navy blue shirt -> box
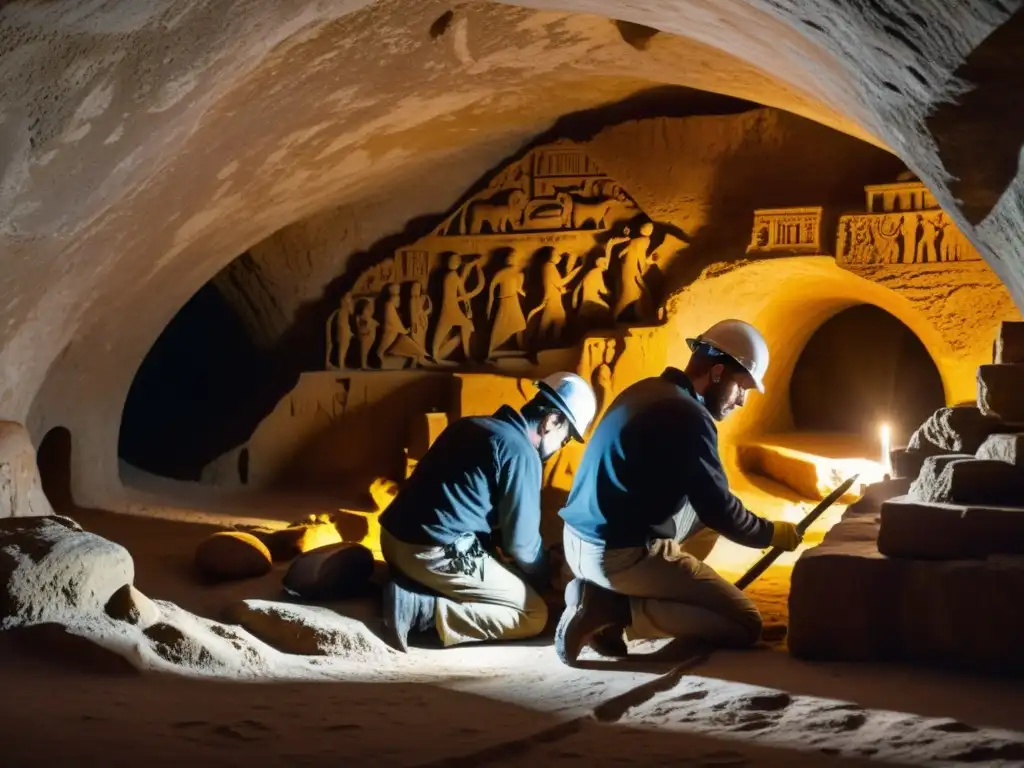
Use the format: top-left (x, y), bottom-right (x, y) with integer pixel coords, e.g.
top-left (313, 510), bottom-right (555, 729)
top-left (379, 406), bottom-right (546, 577)
top-left (559, 367), bottom-right (774, 550)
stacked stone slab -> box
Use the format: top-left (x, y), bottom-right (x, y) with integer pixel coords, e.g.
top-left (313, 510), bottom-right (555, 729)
top-left (789, 321), bottom-right (1024, 675)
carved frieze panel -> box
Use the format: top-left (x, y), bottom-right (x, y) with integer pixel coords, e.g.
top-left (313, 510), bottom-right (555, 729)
top-left (747, 207), bottom-right (823, 254)
top-left (864, 181), bottom-right (938, 214)
top-left (836, 209), bottom-right (982, 266)
top-left (324, 141), bottom-right (682, 374)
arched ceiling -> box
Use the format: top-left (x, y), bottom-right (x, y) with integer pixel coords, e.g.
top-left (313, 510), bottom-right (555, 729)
top-left (0, 0), bottom-right (1021, 507)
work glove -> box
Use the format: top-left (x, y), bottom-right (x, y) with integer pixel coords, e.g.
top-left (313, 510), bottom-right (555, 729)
top-left (770, 521), bottom-right (803, 552)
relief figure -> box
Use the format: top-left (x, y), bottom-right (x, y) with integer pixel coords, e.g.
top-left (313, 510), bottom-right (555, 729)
top-left (324, 292), bottom-right (355, 369)
top-left (572, 252), bottom-right (612, 329)
top-left (612, 222), bottom-right (656, 322)
top-left (432, 254), bottom-right (486, 361)
top-left (355, 299), bottom-right (379, 369)
top-left (486, 251), bottom-right (528, 358)
top-left (461, 189), bottom-right (528, 235)
top-left (527, 251), bottom-right (584, 345)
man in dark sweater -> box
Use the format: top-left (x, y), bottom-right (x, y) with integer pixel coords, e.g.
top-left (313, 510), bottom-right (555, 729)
top-left (555, 319), bottom-right (803, 665)
top-left (379, 372), bottom-right (597, 652)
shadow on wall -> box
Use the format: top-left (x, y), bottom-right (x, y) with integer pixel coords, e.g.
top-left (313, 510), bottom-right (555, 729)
top-left (36, 426), bottom-right (75, 515)
top-left (789, 304), bottom-right (946, 444)
top-left (927, 6), bottom-right (1024, 226)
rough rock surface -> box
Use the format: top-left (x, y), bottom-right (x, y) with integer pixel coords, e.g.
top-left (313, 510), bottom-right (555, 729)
top-left (907, 406), bottom-right (1006, 456)
top-left (223, 599), bottom-right (394, 660)
top-left (282, 542), bottom-right (375, 600)
top-left (907, 453), bottom-right (974, 501)
top-left (105, 583), bottom-right (160, 628)
top-left (0, 515), bottom-right (133, 628)
top-left (0, 422), bottom-right (53, 519)
top-left (978, 363), bottom-right (1024, 422)
top-left (789, 480), bottom-right (1024, 674)
top-left (878, 497), bottom-right (1024, 560)
top-left (194, 530), bottom-right (273, 581)
top-left (994, 320), bottom-right (1024, 364)
top-left (977, 432), bottom-right (1024, 464)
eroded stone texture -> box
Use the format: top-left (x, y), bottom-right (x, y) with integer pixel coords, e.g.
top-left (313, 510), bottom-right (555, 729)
top-left (907, 406), bottom-right (1005, 456)
top-left (789, 480), bottom-right (1024, 674)
top-left (0, 422), bottom-right (54, 519)
top-left (978, 363), bottom-right (1024, 422)
top-left (879, 498), bottom-right (1024, 560)
top-left (977, 432), bottom-right (1024, 464)
top-left (907, 454), bottom-right (974, 501)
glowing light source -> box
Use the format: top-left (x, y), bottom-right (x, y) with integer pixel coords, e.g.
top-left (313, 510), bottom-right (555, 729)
top-left (879, 422), bottom-right (893, 478)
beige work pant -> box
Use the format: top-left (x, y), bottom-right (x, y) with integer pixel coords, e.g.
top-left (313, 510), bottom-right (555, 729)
top-left (380, 529), bottom-right (549, 647)
top-left (562, 524), bottom-right (762, 647)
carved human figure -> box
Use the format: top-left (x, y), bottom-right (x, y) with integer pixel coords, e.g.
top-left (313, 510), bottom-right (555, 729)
top-left (324, 292), bottom-right (355, 369)
top-left (527, 251), bottom-right (583, 345)
top-left (915, 213), bottom-right (940, 263)
top-left (900, 214), bottom-right (918, 264)
top-left (355, 299), bottom-right (379, 369)
top-left (572, 253), bottom-right (612, 329)
top-left (379, 283), bottom-right (430, 367)
top-left (408, 282), bottom-right (433, 351)
top-left (874, 215), bottom-right (902, 263)
top-left (486, 251), bottom-right (528, 358)
top-left (432, 254), bottom-right (486, 361)
top-left (941, 222), bottom-right (963, 262)
top-left (612, 222), bottom-right (656, 322)
top-left (592, 338), bottom-right (618, 424)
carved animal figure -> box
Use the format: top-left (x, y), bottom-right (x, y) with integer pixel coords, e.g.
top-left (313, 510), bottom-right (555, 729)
top-left (560, 194), bottom-right (614, 229)
top-left (462, 189), bottom-right (528, 235)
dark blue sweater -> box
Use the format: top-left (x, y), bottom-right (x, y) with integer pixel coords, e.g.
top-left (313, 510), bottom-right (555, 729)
top-left (559, 368), bottom-right (774, 550)
top-left (379, 405), bottom-right (546, 578)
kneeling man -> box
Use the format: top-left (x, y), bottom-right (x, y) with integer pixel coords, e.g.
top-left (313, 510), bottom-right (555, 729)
top-left (555, 320), bottom-right (804, 665)
top-left (380, 372), bottom-right (597, 651)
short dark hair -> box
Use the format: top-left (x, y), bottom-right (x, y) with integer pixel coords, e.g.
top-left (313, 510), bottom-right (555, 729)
top-left (521, 395), bottom-right (566, 428)
top-left (688, 343), bottom-right (748, 379)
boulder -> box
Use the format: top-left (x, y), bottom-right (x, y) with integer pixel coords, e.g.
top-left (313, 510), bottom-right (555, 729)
top-left (994, 321), bottom-right (1024, 365)
top-left (977, 432), bottom-right (1024, 465)
top-left (907, 453), bottom-right (974, 501)
top-left (282, 542), bottom-right (375, 600)
top-left (907, 406), bottom-right (1005, 456)
top-left (223, 599), bottom-right (394, 660)
top-left (105, 584), bottom-right (160, 628)
top-left (889, 448), bottom-right (928, 481)
top-left (194, 531), bottom-right (273, 581)
top-left (0, 515), bottom-right (134, 629)
top-left (789, 490), bottom-right (1024, 675)
top-left (978, 364), bottom-right (1024, 423)
top-left (878, 498), bottom-right (1024, 559)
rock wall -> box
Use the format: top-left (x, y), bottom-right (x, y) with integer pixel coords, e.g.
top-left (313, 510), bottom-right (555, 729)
top-left (3, 1), bottom-right (1024, 511)
top-left (0, 422), bottom-right (53, 519)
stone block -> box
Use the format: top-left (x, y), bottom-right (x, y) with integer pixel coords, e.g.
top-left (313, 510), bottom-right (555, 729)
top-left (994, 321), bottom-right (1024, 364)
top-left (912, 457), bottom-right (1024, 506)
top-left (907, 453), bottom-right (973, 501)
top-left (978, 364), bottom-right (1024, 422)
top-left (878, 497), bottom-right (1024, 559)
top-left (789, 494), bottom-right (1024, 675)
top-left (977, 432), bottom-right (1024, 465)
top-left (889, 448), bottom-right (927, 481)
top-left (907, 405), bottom-right (1005, 456)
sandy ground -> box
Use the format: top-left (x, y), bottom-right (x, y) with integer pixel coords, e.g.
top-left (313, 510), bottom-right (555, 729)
top-left (3, 497), bottom-right (1024, 767)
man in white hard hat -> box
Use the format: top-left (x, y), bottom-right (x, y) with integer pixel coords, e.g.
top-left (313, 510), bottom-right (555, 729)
top-left (379, 371), bottom-right (597, 651)
top-left (554, 319), bottom-right (804, 665)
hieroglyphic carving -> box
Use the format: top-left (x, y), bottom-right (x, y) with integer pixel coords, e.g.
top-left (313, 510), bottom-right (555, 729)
top-left (864, 181), bottom-right (938, 214)
top-left (747, 207), bottom-right (823, 254)
top-left (324, 141), bottom-right (672, 372)
top-left (836, 210), bottom-right (982, 265)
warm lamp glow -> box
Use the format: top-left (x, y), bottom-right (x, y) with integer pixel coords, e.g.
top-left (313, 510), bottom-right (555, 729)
top-left (879, 422), bottom-right (892, 477)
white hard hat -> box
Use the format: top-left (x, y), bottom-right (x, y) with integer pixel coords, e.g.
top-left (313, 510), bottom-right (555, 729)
top-left (536, 371), bottom-right (598, 442)
top-left (686, 319), bottom-right (769, 393)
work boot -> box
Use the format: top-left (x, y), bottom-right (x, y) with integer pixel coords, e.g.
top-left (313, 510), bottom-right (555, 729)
top-left (555, 578), bottom-right (630, 666)
top-left (589, 625), bottom-right (629, 658)
top-left (382, 572), bottom-right (437, 653)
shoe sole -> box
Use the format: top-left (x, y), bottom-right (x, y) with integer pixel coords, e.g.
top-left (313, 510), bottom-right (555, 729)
top-left (555, 579), bottom-right (588, 666)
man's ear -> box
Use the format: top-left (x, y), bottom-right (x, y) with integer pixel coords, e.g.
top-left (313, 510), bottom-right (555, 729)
top-left (710, 363), bottom-right (726, 384)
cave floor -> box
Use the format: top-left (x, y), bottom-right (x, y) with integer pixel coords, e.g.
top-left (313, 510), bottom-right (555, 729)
top-left (3, 503), bottom-right (1024, 767)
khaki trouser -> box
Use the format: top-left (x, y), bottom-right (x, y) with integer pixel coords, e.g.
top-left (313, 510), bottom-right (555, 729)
top-left (381, 528), bottom-right (548, 647)
top-left (562, 524), bottom-right (762, 647)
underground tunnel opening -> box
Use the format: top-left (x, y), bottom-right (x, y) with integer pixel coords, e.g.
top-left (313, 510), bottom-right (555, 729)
top-left (736, 303), bottom-right (946, 502)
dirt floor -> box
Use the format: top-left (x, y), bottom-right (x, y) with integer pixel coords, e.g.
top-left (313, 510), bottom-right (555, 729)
top-left (3, 498), bottom-right (1024, 767)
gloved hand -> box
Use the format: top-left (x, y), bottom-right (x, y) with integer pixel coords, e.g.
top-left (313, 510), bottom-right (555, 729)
top-left (770, 521), bottom-right (804, 552)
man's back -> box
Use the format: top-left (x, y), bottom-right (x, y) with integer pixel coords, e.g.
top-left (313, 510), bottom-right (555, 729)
top-left (380, 406), bottom-right (540, 550)
top-left (559, 368), bottom-right (772, 550)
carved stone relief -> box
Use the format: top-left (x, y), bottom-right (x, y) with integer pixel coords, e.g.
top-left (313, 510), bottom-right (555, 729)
top-left (836, 210), bottom-right (981, 265)
top-left (746, 207), bottom-right (823, 255)
top-left (325, 141), bottom-right (679, 372)
top-left (864, 181), bottom-right (938, 214)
